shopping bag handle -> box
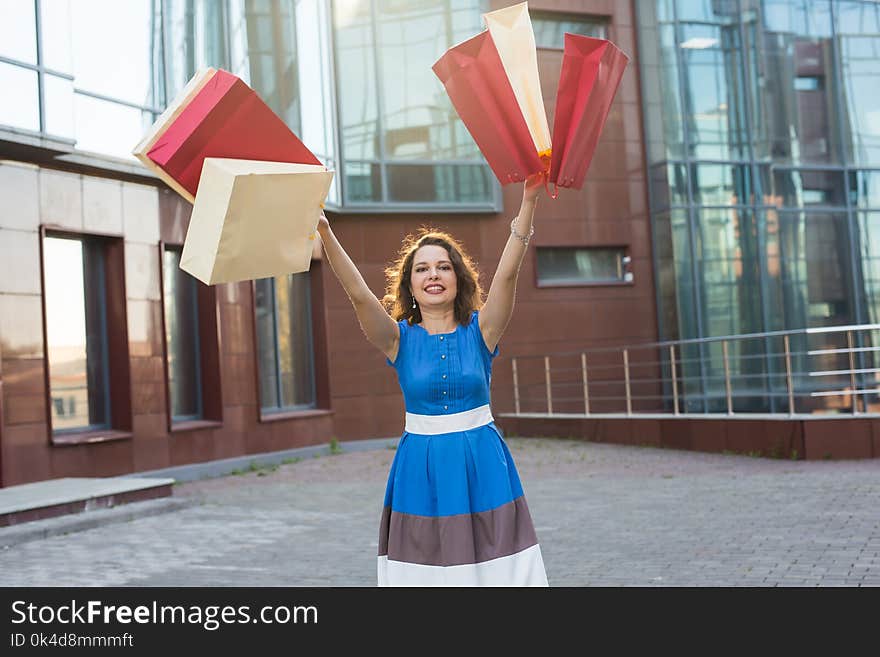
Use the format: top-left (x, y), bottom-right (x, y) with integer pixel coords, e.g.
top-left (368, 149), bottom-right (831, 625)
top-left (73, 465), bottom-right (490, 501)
top-left (537, 149), bottom-right (559, 200)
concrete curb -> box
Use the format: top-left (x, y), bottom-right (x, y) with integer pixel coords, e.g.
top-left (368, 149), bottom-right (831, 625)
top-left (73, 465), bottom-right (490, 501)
top-left (0, 438), bottom-right (400, 547)
top-left (128, 437), bottom-right (400, 483)
top-left (0, 497), bottom-right (198, 549)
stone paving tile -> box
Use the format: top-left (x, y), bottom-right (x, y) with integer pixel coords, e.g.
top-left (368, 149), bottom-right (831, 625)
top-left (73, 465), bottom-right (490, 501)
top-left (0, 438), bottom-right (878, 587)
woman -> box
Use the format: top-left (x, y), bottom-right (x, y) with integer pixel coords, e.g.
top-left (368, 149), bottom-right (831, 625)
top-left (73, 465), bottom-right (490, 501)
top-left (316, 173), bottom-right (548, 586)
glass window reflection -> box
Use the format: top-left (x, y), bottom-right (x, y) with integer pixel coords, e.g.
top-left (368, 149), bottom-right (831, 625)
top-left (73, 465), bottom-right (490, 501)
top-left (43, 236), bottom-right (110, 432)
top-left (766, 211), bottom-right (853, 330)
top-left (255, 273), bottom-right (315, 412)
top-left (345, 161), bottom-right (382, 203)
top-left (295, 0), bottom-right (336, 160)
top-left (857, 211), bottom-right (880, 324)
top-left (850, 171), bottom-right (880, 209)
top-left (694, 207), bottom-right (762, 337)
top-left (762, 0), bottom-right (832, 37)
top-left (240, 0), bottom-right (299, 133)
top-left (670, 208), bottom-right (697, 338)
top-left (44, 75), bottom-right (75, 140)
top-left (0, 0), bottom-right (37, 63)
top-left (531, 13), bottom-right (607, 49)
top-left (649, 163), bottom-right (688, 209)
top-left (334, 0), bottom-right (378, 161)
top-left (837, 31), bottom-right (880, 166)
top-left (0, 63), bottom-right (40, 132)
top-left (690, 164), bottom-right (750, 206)
top-left (70, 0), bottom-right (158, 106)
top-left (275, 272), bottom-right (315, 409)
top-left (763, 169), bottom-right (846, 208)
top-left (163, 248), bottom-right (202, 421)
top-left (377, 3), bottom-right (452, 160)
top-left (679, 22), bottom-right (748, 160)
top-left (835, 0), bottom-right (880, 33)
top-left (536, 247), bottom-right (628, 285)
top-left (255, 277), bottom-right (279, 410)
top-left (756, 2), bottom-right (840, 164)
top-left (333, 0), bottom-right (491, 205)
top-left (675, 0), bottom-right (738, 24)
top-left (387, 164), bottom-right (491, 204)
top-left (74, 94), bottom-right (148, 159)
top-left (40, 0), bottom-right (74, 73)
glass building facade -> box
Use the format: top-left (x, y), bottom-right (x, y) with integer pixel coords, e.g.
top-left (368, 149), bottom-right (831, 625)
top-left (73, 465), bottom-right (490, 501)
top-left (638, 0), bottom-right (880, 412)
top-left (0, 0), bottom-right (496, 210)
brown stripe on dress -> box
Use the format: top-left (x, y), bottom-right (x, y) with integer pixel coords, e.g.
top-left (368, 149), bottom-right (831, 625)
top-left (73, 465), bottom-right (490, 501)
top-left (377, 496), bottom-right (539, 567)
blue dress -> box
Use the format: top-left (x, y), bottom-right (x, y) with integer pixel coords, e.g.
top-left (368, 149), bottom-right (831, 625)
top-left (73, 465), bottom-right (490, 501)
top-left (377, 310), bottom-right (548, 586)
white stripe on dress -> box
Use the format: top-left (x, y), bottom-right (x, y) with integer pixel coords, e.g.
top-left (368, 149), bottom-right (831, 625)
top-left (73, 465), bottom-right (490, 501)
top-left (404, 404), bottom-right (494, 435)
top-left (377, 544), bottom-right (548, 587)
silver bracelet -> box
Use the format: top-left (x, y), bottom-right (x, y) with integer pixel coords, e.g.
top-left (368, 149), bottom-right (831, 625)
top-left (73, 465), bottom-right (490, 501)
top-left (510, 217), bottom-right (534, 246)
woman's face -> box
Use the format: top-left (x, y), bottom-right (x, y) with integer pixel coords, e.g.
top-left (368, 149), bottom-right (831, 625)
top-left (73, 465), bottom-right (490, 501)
top-left (410, 244), bottom-right (458, 311)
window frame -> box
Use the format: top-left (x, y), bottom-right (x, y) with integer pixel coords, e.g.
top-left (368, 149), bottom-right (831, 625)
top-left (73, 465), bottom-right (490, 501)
top-left (39, 225), bottom-right (133, 445)
top-left (157, 240), bottom-right (223, 434)
top-left (533, 244), bottom-right (634, 289)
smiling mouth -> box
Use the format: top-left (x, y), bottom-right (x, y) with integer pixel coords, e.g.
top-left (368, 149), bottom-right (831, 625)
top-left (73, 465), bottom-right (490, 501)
top-left (424, 285), bottom-right (445, 293)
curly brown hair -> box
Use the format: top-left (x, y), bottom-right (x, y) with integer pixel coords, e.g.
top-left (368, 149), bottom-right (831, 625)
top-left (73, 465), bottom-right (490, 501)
top-left (382, 228), bottom-right (484, 326)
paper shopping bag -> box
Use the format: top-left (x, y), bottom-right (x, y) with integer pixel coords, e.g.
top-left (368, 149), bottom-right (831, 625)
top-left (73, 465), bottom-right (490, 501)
top-left (180, 158), bottom-right (333, 285)
top-left (432, 30), bottom-right (543, 185)
top-left (483, 2), bottom-right (551, 157)
top-left (133, 68), bottom-right (217, 202)
top-left (134, 69), bottom-right (320, 203)
top-left (549, 33), bottom-right (629, 190)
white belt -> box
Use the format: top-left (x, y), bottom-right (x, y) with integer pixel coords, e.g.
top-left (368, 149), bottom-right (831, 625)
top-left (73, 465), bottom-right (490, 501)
top-left (404, 404), bottom-right (494, 435)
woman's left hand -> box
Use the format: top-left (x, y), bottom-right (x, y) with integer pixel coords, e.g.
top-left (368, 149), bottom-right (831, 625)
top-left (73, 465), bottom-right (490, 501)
top-left (523, 172), bottom-right (544, 203)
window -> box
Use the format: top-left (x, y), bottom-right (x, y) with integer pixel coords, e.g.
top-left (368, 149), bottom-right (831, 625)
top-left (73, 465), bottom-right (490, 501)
top-left (536, 247), bottom-right (632, 286)
top-left (163, 0), bottom-right (229, 100)
top-left (162, 246), bottom-right (202, 422)
top-left (255, 272), bottom-right (316, 413)
top-left (0, 0), bottom-right (233, 159)
top-left (42, 234), bottom-right (111, 433)
top-left (232, 0), bottom-right (300, 134)
top-left (295, 0), bottom-right (341, 205)
top-left (332, 0), bottom-right (496, 209)
top-left (531, 11), bottom-right (608, 49)
top-left (160, 241), bottom-right (222, 429)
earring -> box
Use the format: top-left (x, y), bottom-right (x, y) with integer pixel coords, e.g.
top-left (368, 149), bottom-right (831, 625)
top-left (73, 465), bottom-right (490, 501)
top-left (412, 297), bottom-right (417, 309)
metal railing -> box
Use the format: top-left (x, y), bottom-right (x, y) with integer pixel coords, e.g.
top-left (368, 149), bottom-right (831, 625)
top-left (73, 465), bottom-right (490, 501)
top-left (504, 324), bottom-right (880, 418)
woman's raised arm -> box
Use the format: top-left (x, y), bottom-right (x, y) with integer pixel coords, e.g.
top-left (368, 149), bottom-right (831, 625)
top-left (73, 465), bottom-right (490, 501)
top-left (478, 173), bottom-right (543, 352)
top-left (316, 213), bottom-right (400, 360)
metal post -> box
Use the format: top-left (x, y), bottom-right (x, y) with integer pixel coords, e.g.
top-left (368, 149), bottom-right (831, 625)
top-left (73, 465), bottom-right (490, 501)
top-left (848, 331), bottom-right (859, 414)
top-left (623, 349), bottom-right (632, 416)
top-left (544, 356), bottom-right (552, 415)
top-left (512, 358), bottom-right (520, 415)
top-left (723, 340), bottom-right (733, 415)
top-left (670, 345), bottom-right (679, 416)
top-left (581, 353), bottom-right (590, 416)
top-left (784, 335), bottom-right (795, 416)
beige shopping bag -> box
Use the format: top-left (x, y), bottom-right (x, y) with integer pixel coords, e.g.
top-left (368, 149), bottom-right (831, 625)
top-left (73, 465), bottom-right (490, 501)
top-left (483, 2), bottom-right (551, 157)
top-left (132, 67), bottom-right (217, 203)
top-left (180, 158), bottom-right (334, 285)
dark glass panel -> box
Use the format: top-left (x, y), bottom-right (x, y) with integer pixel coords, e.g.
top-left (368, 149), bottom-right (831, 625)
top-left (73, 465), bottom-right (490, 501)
top-left (255, 277), bottom-right (279, 410)
top-left (163, 248), bottom-right (202, 420)
top-left (276, 272), bottom-right (315, 409)
top-left (386, 164), bottom-right (492, 204)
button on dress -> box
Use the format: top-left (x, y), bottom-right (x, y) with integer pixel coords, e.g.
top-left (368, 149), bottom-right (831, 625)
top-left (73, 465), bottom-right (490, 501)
top-left (377, 310), bottom-right (548, 586)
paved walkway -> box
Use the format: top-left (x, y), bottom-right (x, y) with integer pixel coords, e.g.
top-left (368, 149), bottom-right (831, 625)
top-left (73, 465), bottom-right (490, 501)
top-left (1, 438), bottom-right (878, 586)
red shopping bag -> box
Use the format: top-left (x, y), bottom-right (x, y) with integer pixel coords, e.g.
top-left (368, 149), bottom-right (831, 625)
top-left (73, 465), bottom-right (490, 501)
top-left (549, 33), bottom-right (630, 190)
top-left (144, 69), bottom-right (320, 202)
top-left (432, 30), bottom-right (544, 186)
